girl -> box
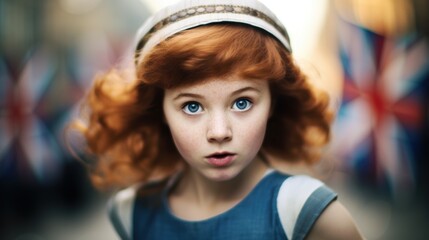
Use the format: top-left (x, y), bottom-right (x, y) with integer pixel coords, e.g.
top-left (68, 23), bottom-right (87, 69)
top-left (73, 0), bottom-right (364, 239)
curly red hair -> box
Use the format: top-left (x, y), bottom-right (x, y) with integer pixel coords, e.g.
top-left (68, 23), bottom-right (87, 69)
top-left (73, 23), bottom-right (332, 190)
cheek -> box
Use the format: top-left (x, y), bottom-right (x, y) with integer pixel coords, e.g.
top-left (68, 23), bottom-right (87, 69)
top-left (168, 121), bottom-right (201, 158)
top-left (163, 103), bottom-right (198, 158)
top-left (237, 115), bottom-right (268, 152)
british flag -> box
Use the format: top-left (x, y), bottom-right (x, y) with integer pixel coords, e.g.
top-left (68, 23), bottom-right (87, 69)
top-left (0, 49), bottom-right (65, 184)
top-left (0, 32), bottom-right (127, 186)
top-left (331, 20), bottom-right (429, 199)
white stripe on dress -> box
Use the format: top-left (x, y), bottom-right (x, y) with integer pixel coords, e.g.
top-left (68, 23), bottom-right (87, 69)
top-left (276, 175), bottom-right (323, 239)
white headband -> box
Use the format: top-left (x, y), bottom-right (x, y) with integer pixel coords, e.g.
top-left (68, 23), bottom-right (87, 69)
top-left (134, 0), bottom-right (291, 66)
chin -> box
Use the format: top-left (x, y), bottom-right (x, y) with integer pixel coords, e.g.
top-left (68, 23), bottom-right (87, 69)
top-left (205, 169), bottom-right (239, 182)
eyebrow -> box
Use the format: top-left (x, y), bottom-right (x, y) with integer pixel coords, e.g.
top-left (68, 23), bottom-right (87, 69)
top-left (232, 86), bottom-right (261, 95)
top-left (173, 92), bottom-right (204, 100)
top-left (172, 86), bottom-right (261, 101)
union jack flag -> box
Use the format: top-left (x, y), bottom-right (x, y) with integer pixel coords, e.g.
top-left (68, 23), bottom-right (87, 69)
top-left (0, 33), bottom-right (126, 185)
top-left (0, 49), bottom-right (63, 184)
top-left (331, 20), bottom-right (429, 199)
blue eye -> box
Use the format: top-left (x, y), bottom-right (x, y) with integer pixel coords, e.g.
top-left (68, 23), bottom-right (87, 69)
top-left (183, 102), bottom-right (203, 114)
top-left (232, 98), bottom-right (252, 111)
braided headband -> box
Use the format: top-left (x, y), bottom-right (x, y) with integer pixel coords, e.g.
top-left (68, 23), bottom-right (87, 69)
top-left (134, 0), bottom-right (291, 66)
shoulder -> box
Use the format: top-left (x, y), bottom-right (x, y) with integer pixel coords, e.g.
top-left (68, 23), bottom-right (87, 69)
top-left (108, 184), bottom-right (140, 240)
top-left (275, 174), bottom-right (364, 240)
top-left (276, 174), bottom-right (337, 214)
top-left (108, 179), bottom-right (168, 239)
top-left (276, 174), bottom-right (338, 240)
top-left (306, 200), bottom-right (365, 240)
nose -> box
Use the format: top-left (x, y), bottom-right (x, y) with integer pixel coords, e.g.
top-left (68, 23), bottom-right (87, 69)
top-left (206, 111), bottom-right (232, 143)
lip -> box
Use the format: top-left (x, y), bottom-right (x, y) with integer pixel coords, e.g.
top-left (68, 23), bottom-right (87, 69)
top-left (205, 152), bottom-right (236, 167)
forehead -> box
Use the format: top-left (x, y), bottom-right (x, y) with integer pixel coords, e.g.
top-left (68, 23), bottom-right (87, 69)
top-left (165, 75), bottom-right (269, 94)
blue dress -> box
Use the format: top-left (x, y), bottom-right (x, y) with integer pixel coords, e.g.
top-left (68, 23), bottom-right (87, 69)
top-left (109, 170), bottom-right (337, 240)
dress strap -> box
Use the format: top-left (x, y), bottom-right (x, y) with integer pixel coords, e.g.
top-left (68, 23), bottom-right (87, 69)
top-left (108, 185), bottom-right (138, 240)
top-left (108, 177), bottom-right (170, 240)
top-left (276, 175), bottom-right (337, 240)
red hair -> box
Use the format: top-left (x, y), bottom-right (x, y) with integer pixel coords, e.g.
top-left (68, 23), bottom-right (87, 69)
top-left (73, 23), bottom-right (332, 190)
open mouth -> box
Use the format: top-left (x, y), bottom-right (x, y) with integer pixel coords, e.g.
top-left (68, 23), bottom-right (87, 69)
top-left (209, 153), bottom-right (233, 158)
top-left (206, 152), bottom-right (236, 167)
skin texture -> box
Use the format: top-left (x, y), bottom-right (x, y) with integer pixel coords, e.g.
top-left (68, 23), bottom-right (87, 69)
top-left (306, 201), bottom-right (365, 240)
top-left (162, 76), bottom-right (271, 220)
top-left (163, 76), bottom-right (271, 183)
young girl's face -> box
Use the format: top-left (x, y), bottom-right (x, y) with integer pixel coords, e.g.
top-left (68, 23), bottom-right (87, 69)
top-left (163, 76), bottom-right (271, 182)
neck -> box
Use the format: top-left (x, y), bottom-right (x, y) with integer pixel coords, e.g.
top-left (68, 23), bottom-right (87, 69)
top-left (173, 157), bottom-right (268, 208)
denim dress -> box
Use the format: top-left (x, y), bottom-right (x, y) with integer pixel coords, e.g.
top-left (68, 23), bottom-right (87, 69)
top-left (109, 170), bottom-right (337, 240)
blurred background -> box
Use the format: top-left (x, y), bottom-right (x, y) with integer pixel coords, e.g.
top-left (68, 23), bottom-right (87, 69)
top-left (0, 0), bottom-right (428, 239)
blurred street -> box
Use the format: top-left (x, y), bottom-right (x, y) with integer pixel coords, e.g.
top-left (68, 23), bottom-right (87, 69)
top-left (1, 0), bottom-right (428, 239)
